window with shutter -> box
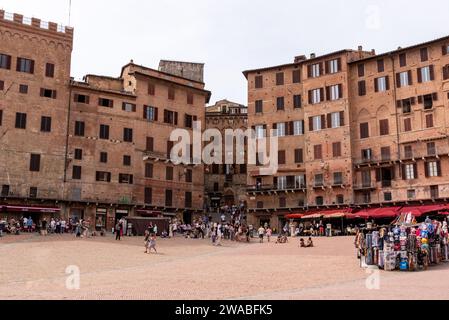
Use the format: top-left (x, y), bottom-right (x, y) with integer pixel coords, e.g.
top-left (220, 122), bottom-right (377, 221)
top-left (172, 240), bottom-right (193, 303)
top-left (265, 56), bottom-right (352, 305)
top-left (15, 113), bottom-right (27, 129)
top-left (146, 137), bottom-right (154, 152)
top-left (358, 64), bottom-right (365, 77)
top-left (379, 119), bottom-right (389, 136)
top-left (165, 190), bottom-right (173, 207)
top-left (358, 80), bottom-right (366, 96)
top-left (276, 97), bottom-right (285, 111)
top-left (314, 145), bottom-right (323, 160)
top-left (40, 116), bottom-right (52, 132)
top-left (144, 188), bottom-right (152, 204)
top-left (333, 142), bottom-right (342, 157)
top-left (255, 100), bottom-right (263, 113)
top-left (381, 147), bottom-right (391, 161)
top-left (148, 83), bottom-right (155, 95)
top-left (74, 121), bottom-right (85, 136)
top-left (278, 151), bottom-right (286, 165)
top-left (443, 45), bottom-right (449, 56)
top-left (404, 118), bottom-right (412, 132)
top-left (99, 124), bottom-right (110, 140)
top-left (292, 69), bottom-right (301, 83)
top-left (255, 75), bottom-right (263, 89)
top-left (17, 57), bottom-right (34, 73)
top-left (377, 59), bottom-right (384, 72)
top-left (293, 95), bottom-right (302, 108)
top-left (420, 48), bottom-right (429, 62)
top-left (45, 63), bottom-right (55, 78)
top-left (295, 149), bottom-right (303, 163)
top-left (360, 123), bottom-right (369, 139)
top-left (72, 166), bottom-right (82, 180)
top-left (399, 53), bottom-right (407, 67)
top-left (187, 92), bottom-right (194, 105)
top-left (276, 72), bottom-right (284, 85)
top-left (0, 54), bottom-right (12, 70)
top-left (443, 65), bottom-right (449, 80)
top-left (168, 87), bottom-right (175, 100)
top-left (426, 114), bottom-right (434, 128)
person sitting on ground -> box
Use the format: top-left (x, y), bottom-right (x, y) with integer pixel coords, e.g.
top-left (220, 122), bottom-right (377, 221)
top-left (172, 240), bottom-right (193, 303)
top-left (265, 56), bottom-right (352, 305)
top-left (300, 238), bottom-right (306, 248)
top-left (306, 237), bottom-right (314, 248)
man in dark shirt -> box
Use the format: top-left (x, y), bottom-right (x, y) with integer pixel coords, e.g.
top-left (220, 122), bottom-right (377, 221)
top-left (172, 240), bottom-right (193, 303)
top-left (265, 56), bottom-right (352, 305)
top-left (41, 219), bottom-right (48, 236)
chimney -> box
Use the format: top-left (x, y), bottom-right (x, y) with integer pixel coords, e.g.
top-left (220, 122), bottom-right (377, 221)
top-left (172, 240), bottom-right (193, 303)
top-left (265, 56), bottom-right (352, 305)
top-left (310, 53), bottom-right (316, 59)
top-left (397, 46), bottom-right (402, 50)
top-left (358, 45), bottom-right (363, 51)
top-left (294, 55), bottom-right (307, 63)
top-left (371, 49), bottom-right (376, 55)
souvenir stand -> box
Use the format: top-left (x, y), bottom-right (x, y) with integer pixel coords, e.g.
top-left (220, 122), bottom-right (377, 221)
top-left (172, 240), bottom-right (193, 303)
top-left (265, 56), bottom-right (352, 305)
top-left (356, 212), bottom-right (449, 271)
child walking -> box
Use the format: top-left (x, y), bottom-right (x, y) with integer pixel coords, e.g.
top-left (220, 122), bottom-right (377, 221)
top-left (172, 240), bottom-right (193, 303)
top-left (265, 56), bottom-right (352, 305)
top-left (147, 234), bottom-right (157, 254)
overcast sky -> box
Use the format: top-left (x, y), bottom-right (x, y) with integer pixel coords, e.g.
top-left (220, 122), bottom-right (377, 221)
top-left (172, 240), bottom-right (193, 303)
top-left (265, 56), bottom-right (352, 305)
top-left (1, 0), bottom-right (449, 105)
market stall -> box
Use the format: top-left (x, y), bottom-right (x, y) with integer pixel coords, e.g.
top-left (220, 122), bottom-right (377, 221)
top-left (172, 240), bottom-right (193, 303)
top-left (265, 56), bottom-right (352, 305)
top-left (355, 212), bottom-right (449, 271)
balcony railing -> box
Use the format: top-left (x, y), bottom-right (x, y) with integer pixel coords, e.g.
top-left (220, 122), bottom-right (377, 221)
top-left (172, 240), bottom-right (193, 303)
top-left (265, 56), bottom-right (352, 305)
top-left (247, 183), bottom-right (306, 193)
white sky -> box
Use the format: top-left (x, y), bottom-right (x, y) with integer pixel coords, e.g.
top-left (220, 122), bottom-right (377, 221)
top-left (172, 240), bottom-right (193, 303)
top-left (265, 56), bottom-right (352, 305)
top-left (1, 0), bottom-right (449, 105)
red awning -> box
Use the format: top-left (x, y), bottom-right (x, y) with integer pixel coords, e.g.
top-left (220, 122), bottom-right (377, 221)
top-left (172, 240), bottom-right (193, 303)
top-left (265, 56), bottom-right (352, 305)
top-left (348, 207), bottom-right (400, 219)
top-left (4, 205), bottom-right (60, 213)
top-left (285, 214), bottom-right (305, 219)
top-left (399, 205), bottom-right (449, 217)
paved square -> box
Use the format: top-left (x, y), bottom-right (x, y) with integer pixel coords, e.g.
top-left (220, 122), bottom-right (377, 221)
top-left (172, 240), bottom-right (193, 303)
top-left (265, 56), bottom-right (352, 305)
top-left (1, 234), bottom-right (448, 300)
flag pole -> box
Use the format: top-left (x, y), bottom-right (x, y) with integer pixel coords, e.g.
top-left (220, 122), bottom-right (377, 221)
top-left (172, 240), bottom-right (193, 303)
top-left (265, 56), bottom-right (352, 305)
top-left (68, 0), bottom-right (72, 26)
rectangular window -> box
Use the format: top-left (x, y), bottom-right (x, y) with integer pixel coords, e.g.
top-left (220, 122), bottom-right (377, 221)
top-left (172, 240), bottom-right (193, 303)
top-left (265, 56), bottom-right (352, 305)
top-left (333, 142), bottom-right (342, 157)
top-left (314, 145), bottom-right (323, 160)
top-left (74, 121), bottom-right (85, 137)
top-left (362, 149), bottom-right (372, 161)
top-left (278, 150), bottom-right (286, 165)
top-left (328, 84), bottom-right (342, 101)
top-left (398, 71), bottom-right (410, 87)
top-left (29, 187), bottom-right (38, 199)
top-left (99, 124), bottom-right (110, 140)
top-left (310, 88), bottom-right (323, 104)
top-left (72, 166), bottom-right (82, 180)
top-left (123, 128), bottom-right (133, 142)
top-left (276, 97), bottom-right (285, 111)
top-left (405, 164), bottom-right (417, 180)
top-left (98, 98), bottom-right (114, 108)
top-left (427, 142), bottom-right (436, 156)
top-left (100, 152), bottom-right (108, 163)
top-left (277, 176), bottom-right (287, 190)
top-left (334, 172), bottom-right (343, 185)
top-left (377, 59), bottom-right (384, 72)
top-left (0, 54), bottom-right (11, 70)
top-left (426, 114), bottom-right (434, 128)
top-left (358, 80), bottom-right (366, 96)
top-left (16, 57), bottom-right (34, 73)
top-left (381, 147), bottom-right (391, 161)
top-left (399, 53), bottom-right (407, 67)
top-left (255, 75), bottom-right (263, 89)
top-left (143, 106), bottom-right (158, 121)
top-left (255, 100), bottom-right (263, 113)
top-left (184, 114), bottom-right (194, 129)
top-left (328, 59), bottom-right (340, 74)
top-left (404, 118), bottom-right (412, 132)
top-left (96, 171), bottom-right (112, 182)
top-left (293, 95), bottom-right (302, 108)
top-left (15, 112), bottom-right (27, 129)
top-left (379, 119), bottom-right (389, 136)
top-left (163, 110), bottom-right (178, 125)
top-left (40, 116), bottom-right (52, 132)
top-left (295, 149), bottom-right (303, 164)
top-left (165, 190), bottom-right (173, 207)
top-left (279, 197), bottom-right (287, 208)
top-left (185, 192), bottom-right (193, 208)
top-left (292, 69), bottom-right (301, 83)
top-left (401, 98), bottom-right (413, 113)
top-left (276, 122), bottom-right (286, 137)
top-left (312, 116), bottom-right (322, 131)
top-left (358, 64), bottom-right (365, 77)
top-left (384, 192), bottom-right (393, 202)
top-left (119, 174), bottom-right (134, 184)
top-left (427, 162), bottom-right (440, 177)
top-left (404, 146), bottom-right (413, 159)
top-left (293, 120), bottom-right (303, 136)
top-left (314, 174), bottom-right (324, 187)
top-left (74, 149), bottom-right (83, 160)
top-left (146, 137), bottom-right (154, 152)
top-left (310, 63), bottom-right (321, 78)
top-left (19, 84), bottom-right (28, 94)
top-left (420, 48), bottom-right (429, 62)
top-left (123, 155), bottom-right (131, 166)
top-left (168, 87), bottom-right (175, 100)
top-left (122, 102), bottom-right (136, 112)
top-left (375, 76), bottom-right (388, 92)
top-left (276, 72), bottom-right (284, 85)
top-left (187, 92), bottom-right (194, 105)
top-left (360, 123), bottom-right (369, 139)
top-left (45, 63), bottom-right (55, 78)
top-left (148, 83), bottom-right (155, 96)
top-left (40, 88), bottom-right (57, 99)
top-left (431, 186), bottom-right (439, 199)
top-left (331, 112), bottom-right (341, 128)
top-left (295, 175), bottom-right (305, 189)
top-left (145, 163), bottom-right (153, 178)
top-left (420, 66), bottom-right (433, 83)
top-left (74, 94), bottom-right (89, 104)
top-left (30, 154), bottom-right (41, 172)
top-left (166, 167), bottom-right (174, 181)
top-left (185, 169), bottom-right (193, 183)
top-left (144, 188), bottom-right (152, 204)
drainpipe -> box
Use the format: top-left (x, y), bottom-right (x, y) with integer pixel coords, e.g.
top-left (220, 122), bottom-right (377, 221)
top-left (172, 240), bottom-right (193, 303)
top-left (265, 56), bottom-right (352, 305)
top-left (63, 82), bottom-right (73, 185)
top-left (390, 54), bottom-right (402, 180)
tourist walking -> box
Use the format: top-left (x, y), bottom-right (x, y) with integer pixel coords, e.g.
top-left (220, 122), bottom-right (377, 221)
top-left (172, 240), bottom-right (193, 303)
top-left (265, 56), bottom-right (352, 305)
top-left (41, 219), bottom-right (48, 236)
top-left (115, 222), bottom-right (122, 241)
top-left (258, 226), bottom-right (265, 243)
top-left (266, 227), bottom-right (272, 243)
top-left (147, 234), bottom-right (157, 254)
top-left (144, 230), bottom-right (151, 253)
